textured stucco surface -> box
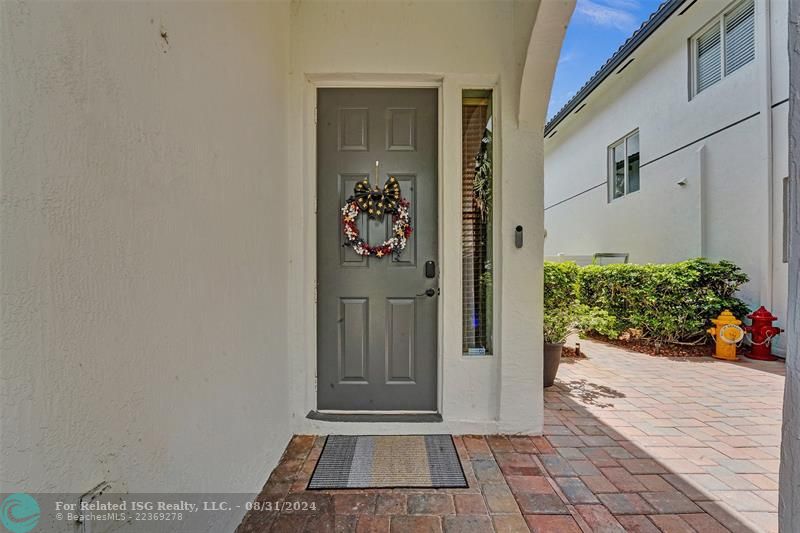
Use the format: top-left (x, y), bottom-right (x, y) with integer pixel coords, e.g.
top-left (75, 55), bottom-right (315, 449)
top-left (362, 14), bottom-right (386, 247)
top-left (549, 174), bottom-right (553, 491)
top-left (780, 0), bottom-right (800, 526)
top-left (1, 1), bottom-right (291, 529)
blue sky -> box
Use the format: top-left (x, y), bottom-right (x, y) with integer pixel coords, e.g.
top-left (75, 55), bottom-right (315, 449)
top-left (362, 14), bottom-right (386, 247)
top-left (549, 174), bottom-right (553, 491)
top-left (548, 0), bottom-right (664, 120)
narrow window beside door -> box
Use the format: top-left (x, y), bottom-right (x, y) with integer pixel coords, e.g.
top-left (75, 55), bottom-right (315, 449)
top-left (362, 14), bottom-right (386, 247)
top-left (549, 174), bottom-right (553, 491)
top-left (462, 90), bottom-right (493, 356)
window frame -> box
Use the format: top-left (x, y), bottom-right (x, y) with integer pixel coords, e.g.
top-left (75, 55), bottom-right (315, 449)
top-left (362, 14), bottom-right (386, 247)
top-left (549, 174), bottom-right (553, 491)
top-left (461, 89), bottom-right (495, 357)
top-left (689, 0), bottom-right (755, 98)
top-left (607, 129), bottom-right (640, 202)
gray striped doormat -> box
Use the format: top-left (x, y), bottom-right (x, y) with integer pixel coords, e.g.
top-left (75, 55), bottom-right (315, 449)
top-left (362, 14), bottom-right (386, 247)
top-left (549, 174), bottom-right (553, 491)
top-left (307, 435), bottom-right (467, 489)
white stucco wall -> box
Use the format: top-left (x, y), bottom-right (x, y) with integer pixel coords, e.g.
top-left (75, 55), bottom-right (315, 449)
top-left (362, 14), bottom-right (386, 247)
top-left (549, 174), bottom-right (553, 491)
top-left (544, 0), bottom-right (789, 352)
top-left (779, 1), bottom-right (799, 524)
top-left (1, 2), bottom-right (291, 530)
top-left (286, 0), bottom-right (574, 434)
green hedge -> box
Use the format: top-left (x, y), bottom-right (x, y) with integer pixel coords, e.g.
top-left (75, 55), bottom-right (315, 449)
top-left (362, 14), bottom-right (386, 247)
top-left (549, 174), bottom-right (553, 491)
top-left (544, 259), bottom-right (750, 343)
top-left (543, 261), bottom-right (579, 311)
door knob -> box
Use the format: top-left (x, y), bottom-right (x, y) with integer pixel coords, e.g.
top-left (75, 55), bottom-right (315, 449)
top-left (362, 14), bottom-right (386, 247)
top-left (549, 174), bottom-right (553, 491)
top-left (416, 288), bottom-right (436, 298)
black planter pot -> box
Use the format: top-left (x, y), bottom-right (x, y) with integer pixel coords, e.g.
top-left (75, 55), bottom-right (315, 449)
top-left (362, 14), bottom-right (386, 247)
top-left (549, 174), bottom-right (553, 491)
top-left (543, 342), bottom-right (563, 388)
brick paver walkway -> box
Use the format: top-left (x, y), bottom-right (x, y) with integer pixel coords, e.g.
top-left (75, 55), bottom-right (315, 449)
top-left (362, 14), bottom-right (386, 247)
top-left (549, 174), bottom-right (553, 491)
top-left (553, 339), bottom-right (784, 532)
top-left (238, 339), bottom-right (784, 532)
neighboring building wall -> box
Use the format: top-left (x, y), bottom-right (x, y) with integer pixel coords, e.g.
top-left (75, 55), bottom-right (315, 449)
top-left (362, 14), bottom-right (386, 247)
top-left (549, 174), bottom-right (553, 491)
top-left (286, 0), bottom-right (573, 434)
top-left (544, 0), bottom-right (789, 352)
top-left (0, 2), bottom-right (291, 530)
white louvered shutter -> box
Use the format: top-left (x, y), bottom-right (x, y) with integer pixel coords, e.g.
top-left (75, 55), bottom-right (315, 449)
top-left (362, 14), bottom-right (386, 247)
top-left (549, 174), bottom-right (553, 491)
top-left (725, 0), bottom-right (755, 75)
top-left (696, 23), bottom-right (722, 93)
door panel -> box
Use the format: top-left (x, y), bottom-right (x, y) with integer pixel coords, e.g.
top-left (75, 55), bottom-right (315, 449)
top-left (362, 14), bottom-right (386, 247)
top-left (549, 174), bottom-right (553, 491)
top-left (317, 88), bottom-right (438, 411)
top-left (386, 298), bottom-right (415, 382)
top-left (339, 298), bottom-right (368, 382)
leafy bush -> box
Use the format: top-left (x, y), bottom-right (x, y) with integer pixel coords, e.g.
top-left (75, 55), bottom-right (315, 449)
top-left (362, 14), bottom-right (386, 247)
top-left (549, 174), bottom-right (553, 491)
top-left (577, 259), bottom-right (749, 343)
top-left (543, 262), bottom-right (613, 343)
top-left (543, 261), bottom-right (580, 311)
top-left (573, 304), bottom-right (620, 339)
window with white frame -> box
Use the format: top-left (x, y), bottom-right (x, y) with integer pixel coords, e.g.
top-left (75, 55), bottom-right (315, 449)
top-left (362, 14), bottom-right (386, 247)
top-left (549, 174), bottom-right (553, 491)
top-left (691, 0), bottom-right (755, 97)
top-left (608, 131), bottom-right (640, 201)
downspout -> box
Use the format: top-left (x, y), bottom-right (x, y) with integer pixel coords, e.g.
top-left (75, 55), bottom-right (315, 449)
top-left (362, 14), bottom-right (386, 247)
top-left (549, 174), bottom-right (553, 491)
top-left (758, 0), bottom-right (775, 309)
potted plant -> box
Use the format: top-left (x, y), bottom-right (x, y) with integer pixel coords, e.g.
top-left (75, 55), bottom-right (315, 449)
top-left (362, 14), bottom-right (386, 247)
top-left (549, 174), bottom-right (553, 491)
top-left (543, 308), bottom-right (572, 387)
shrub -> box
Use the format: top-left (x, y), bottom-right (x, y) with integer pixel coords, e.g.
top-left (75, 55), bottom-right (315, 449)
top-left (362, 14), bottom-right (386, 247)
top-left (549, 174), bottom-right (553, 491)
top-left (543, 262), bottom-right (613, 343)
top-left (543, 261), bottom-right (580, 311)
top-left (577, 258), bottom-right (749, 343)
top-left (574, 304), bottom-right (620, 339)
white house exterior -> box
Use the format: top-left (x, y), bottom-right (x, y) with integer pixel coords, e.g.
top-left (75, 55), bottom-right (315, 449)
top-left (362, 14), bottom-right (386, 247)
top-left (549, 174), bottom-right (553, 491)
top-left (543, 0), bottom-right (789, 354)
top-left (0, 1), bottom-right (574, 530)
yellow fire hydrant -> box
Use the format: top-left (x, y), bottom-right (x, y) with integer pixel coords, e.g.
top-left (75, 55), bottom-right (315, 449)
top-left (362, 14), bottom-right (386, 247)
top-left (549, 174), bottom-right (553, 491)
top-left (707, 310), bottom-right (744, 361)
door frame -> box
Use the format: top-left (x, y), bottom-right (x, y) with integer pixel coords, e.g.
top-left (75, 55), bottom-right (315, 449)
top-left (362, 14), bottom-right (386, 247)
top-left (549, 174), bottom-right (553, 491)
top-left (307, 76), bottom-right (445, 414)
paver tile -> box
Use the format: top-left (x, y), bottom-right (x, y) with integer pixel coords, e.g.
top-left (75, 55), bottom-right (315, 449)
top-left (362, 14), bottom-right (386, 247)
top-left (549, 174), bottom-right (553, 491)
top-left (601, 467), bottom-right (646, 492)
top-left (355, 515), bottom-right (391, 533)
top-left (453, 494), bottom-right (487, 515)
top-left (557, 447), bottom-right (586, 460)
top-left (569, 459), bottom-right (601, 476)
top-left (390, 515), bottom-right (442, 533)
top-left (492, 514), bottom-right (530, 533)
top-left (505, 475), bottom-right (554, 495)
top-left (678, 512), bottom-right (730, 532)
top-left (334, 494), bottom-right (377, 515)
top-left (375, 494), bottom-right (406, 515)
top-left (574, 504), bottom-right (626, 532)
top-left (463, 435), bottom-right (492, 458)
top-left (442, 515), bottom-right (493, 533)
top-left (539, 454), bottom-right (577, 476)
top-left (473, 459), bottom-right (505, 483)
top-left (634, 474), bottom-right (674, 492)
top-left (508, 436), bottom-right (538, 454)
top-left (553, 476), bottom-right (599, 504)
top-left (524, 514), bottom-right (581, 532)
top-left (614, 515), bottom-right (660, 533)
top-left (514, 492), bottom-right (569, 514)
top-left (618, 458), bottom-right (667, 475)
top-left (407, 494), bottom-right (454, 515)
top-left (647, 514), bottom-right (694, 533)
top-left (639, 491), bottom-right (702, 514)
top-left (487, 435), bottom-right (515, 452)
top-left (483, 483), bottom-right (520, 514)
top-left (581, 474), bottom-right (618, 493)
top-left (597, 493), bottom-right (654, 515)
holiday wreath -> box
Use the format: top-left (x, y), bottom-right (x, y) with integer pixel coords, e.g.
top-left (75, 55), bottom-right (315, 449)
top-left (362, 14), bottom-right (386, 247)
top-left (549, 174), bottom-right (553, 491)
top-left (341, 176), bottom-right (412, 258)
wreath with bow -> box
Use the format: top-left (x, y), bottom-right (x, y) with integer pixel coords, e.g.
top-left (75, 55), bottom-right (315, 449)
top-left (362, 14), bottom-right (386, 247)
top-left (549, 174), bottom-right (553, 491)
top-left (341, 176), bottom-right (412, 258)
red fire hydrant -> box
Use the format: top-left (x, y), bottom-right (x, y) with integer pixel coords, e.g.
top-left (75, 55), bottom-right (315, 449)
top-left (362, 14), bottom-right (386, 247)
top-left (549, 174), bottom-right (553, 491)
top-left (745, 306), bottom-right (783, 361)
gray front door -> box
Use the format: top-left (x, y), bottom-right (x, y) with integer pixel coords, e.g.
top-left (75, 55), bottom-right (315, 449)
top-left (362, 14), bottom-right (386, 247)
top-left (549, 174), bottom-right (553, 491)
top-left (317, 88), bottom-right (438, 411)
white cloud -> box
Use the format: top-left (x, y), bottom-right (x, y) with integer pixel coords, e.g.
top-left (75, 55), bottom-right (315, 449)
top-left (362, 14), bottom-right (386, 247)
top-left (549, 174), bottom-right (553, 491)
top-left (558, 50), bottom-right (578, 64)
top-left (575, 0), bottom-right (640, 32)
top-left (604, 0), bottom-right (641, 10)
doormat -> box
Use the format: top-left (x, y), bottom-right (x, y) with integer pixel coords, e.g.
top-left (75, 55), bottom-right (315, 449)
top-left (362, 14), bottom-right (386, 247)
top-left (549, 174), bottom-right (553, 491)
top-left (307, 435), bottom-right (467, 489)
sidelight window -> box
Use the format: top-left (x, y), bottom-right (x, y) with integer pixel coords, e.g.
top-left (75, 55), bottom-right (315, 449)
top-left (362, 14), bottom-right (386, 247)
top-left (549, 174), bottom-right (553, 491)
top-left (462, 90), bottom-right (494, 356)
